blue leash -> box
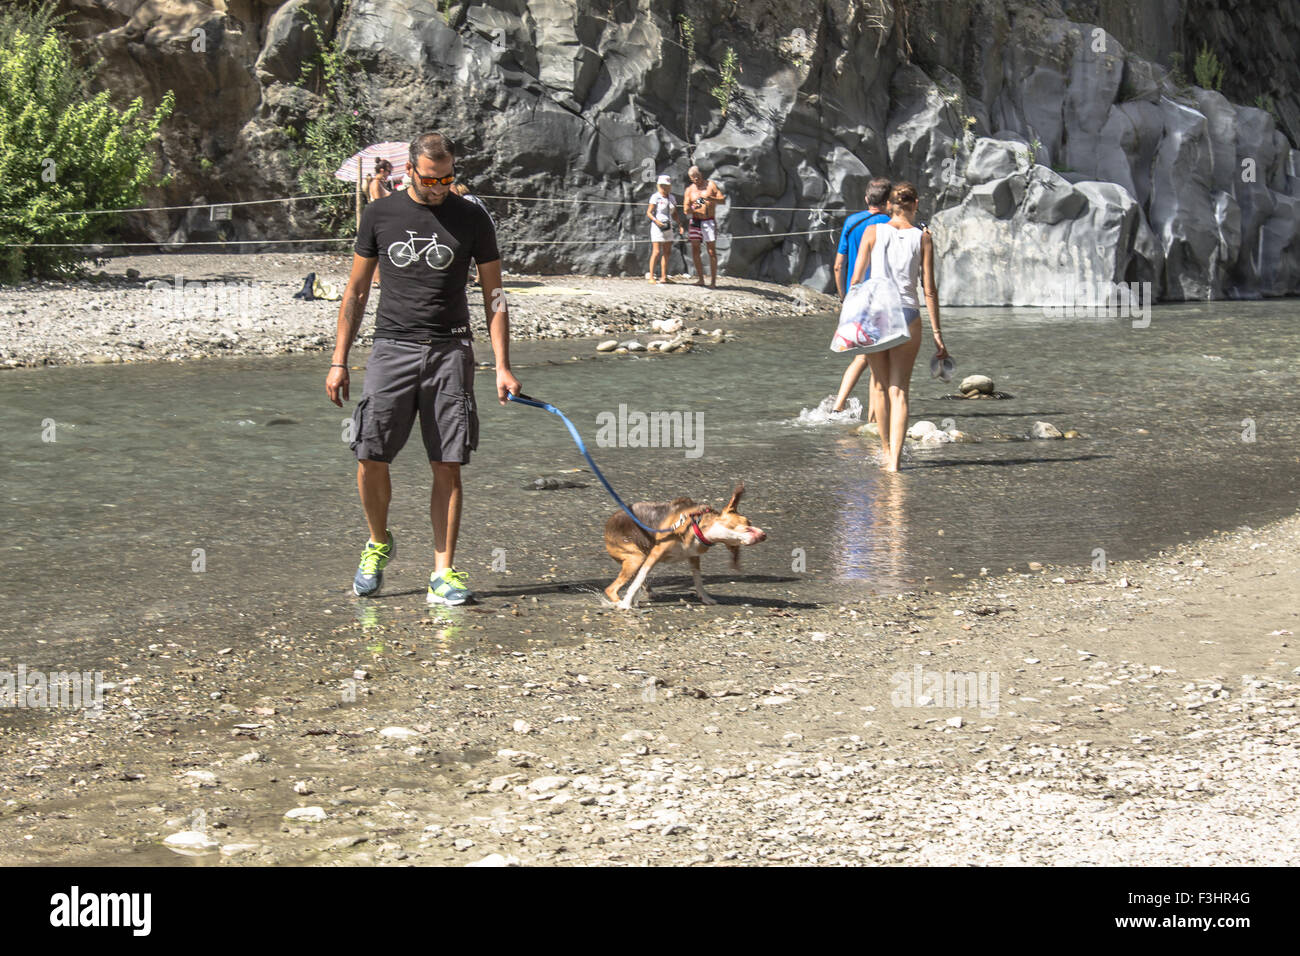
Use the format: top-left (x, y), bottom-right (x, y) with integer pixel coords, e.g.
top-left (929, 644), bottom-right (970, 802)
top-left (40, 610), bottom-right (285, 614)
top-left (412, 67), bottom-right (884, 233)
top-left (506, 391), bottom-right (679, 535)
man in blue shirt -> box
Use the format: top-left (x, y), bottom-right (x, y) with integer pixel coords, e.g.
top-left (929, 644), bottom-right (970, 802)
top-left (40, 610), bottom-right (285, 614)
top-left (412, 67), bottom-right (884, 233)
top-left (834, 177), bottom-right (892, 299)
top-left (832, 178), bottom-right (891, 416)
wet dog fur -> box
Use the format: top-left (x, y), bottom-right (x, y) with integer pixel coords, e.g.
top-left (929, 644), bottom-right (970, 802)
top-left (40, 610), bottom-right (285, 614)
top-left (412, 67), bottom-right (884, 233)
top-left (603, 483), bottom-right (767, 609)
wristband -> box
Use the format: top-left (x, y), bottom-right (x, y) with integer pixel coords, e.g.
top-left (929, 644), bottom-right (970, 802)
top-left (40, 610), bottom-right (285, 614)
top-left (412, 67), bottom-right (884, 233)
top-left (330, 363), bottom-right (348, 368)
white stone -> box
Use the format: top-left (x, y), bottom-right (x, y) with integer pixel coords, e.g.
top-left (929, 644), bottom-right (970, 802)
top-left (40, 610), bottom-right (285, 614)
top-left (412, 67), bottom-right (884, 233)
top-left (163, 831), bottom-right (218, 852)
top-left (1030, 421), bottom-right (1063, 439)
top-left (284, 806), bottom-right (327, 822)
top-left (959, 374), bottom-right (995, 394)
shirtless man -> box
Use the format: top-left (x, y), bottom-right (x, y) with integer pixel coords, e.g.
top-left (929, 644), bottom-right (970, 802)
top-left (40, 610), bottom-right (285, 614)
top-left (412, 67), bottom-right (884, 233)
top-left (683, 166), bottom-right (726, 287)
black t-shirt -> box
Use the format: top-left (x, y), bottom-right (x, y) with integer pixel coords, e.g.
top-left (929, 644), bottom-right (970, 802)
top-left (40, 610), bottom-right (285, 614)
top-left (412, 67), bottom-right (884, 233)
top-left (355, 191), bottom-right (500, 340)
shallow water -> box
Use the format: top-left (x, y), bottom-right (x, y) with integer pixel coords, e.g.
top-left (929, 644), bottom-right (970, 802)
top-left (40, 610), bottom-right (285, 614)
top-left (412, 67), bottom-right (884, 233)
top-left (2, 301), bottom-right (1298, 670)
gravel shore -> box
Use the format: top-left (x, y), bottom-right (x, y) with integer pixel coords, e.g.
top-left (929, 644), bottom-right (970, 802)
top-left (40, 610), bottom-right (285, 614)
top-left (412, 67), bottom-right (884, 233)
top-left (0, 254), bottom-right (836, 369)
top-left (2, 510), bottom-right (1296, 866)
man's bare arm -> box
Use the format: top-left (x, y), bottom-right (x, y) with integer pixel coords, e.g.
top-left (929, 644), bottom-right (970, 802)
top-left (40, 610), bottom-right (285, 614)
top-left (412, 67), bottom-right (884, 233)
top-left (477, 259), bottom-right (521, 403)
top-left (326, 254), bottom-right (378, 406)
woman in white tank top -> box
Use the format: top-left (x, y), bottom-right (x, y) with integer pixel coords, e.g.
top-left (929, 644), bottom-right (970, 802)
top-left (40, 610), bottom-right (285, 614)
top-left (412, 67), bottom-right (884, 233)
top-left (847, 182), bottom-right (949, 473)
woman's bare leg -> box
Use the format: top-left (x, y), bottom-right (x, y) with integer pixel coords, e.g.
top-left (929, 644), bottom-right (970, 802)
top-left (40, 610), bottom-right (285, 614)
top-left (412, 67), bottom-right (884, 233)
top-left (648, 245), bottom-right (660, 282)
top-left (832, 354), bottom-right (868, 412)
top-left (866, 350), bottom-right (892, 461)
top-left (885, 319), bottom-right (924, 471)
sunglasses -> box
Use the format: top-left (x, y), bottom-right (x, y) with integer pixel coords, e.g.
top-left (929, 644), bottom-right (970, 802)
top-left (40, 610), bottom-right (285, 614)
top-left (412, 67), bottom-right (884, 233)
top-left (411, 169), bottom-right (456, 186)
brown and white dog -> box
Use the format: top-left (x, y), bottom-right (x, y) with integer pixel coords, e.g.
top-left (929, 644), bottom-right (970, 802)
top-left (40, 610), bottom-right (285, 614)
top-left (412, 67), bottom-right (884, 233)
top-left (604, 483), bottom-right (767, 609)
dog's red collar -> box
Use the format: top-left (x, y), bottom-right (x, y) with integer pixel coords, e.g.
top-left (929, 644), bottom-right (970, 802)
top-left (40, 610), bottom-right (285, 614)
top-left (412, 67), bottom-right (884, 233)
top-left (690, 516), bottom-right (712, 545)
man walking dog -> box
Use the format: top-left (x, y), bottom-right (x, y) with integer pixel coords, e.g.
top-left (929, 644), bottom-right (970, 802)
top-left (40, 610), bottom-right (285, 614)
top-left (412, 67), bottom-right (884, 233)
top-left (326, 132), bottom-right (521, 605)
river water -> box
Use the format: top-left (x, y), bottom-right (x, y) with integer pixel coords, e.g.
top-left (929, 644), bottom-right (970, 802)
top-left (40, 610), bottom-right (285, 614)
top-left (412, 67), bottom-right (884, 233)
top-left (2, 302), bottom-right (1298, 671)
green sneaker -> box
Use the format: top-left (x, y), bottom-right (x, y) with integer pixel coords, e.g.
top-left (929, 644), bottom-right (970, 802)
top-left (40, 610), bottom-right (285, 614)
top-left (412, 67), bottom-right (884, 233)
top-left (353, 531), bottom-right (395, 597)
top-left (427, 567), bottom-right (474, 606)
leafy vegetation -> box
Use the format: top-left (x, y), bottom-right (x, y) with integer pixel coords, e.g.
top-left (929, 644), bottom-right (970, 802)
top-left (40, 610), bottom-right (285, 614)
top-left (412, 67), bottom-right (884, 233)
top-left (293, 1), bottom-right (368, 237)
top-left (0, 4), bottom-right (173, 281)
top-left (712, 47), bottom-right (741, 117)
top-left (1193, 44), bottom-right (1225, 91)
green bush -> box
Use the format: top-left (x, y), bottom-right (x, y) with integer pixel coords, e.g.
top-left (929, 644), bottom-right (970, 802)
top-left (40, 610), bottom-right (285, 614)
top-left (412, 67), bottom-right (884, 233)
top-left (292, 2), bottom-right (367, 238)
top-left (1193, 44), bottom-right (1225, 91)
top-left (0, 4), bottom-right (173, 281)
top-left (712, 48), bottom-right (741, 117)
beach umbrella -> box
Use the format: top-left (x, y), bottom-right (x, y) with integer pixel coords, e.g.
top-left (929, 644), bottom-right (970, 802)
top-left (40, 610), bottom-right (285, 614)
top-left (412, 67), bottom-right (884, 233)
top-left (334, 142), bottom-right (411, 184)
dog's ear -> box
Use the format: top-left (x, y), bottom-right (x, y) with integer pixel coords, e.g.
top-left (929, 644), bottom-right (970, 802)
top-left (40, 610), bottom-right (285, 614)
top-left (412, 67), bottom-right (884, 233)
top-left (727, 544), bottom-right (741, 568)
top-left (722, 482), bottom-right (745, 513)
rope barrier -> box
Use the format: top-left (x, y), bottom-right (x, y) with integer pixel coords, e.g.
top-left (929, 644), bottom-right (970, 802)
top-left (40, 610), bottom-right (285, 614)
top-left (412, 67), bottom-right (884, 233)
top-left (2, 227), bottom-right (836, 250)
top-left (39, 188), bottom-right (849, 220)
top-left (47, 191), bottom-right (354, 217)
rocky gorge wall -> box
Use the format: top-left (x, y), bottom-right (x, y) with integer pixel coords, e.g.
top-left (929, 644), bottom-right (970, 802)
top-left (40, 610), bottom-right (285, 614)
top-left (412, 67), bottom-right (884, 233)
top-left (53, 0), bottom-right (1300, 303)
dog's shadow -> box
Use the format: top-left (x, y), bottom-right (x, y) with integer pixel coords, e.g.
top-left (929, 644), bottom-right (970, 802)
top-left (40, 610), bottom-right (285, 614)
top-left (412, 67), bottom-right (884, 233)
top-left (480, 573), bottom-right (815, 608)
top-left (350, 574), bottom-right (816, 609)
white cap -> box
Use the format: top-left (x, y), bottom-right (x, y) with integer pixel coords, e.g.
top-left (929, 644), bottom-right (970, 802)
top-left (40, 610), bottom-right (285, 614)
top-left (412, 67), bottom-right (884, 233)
top-left (656, 174), bottom-right (671, 185)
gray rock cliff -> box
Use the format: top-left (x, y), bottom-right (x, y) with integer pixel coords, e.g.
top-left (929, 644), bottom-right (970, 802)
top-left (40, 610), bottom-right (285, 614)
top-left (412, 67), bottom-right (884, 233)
top-left (52, 0), bottom-right (1300, 303)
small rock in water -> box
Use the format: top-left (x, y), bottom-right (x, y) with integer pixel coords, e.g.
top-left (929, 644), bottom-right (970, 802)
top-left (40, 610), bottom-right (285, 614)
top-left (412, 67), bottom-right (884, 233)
top-left (621, 340), bottom-right (646, 352)
top-left (163, 831), bottom-right (219, 853)
top-left (284, 807), bottom-right (327, 822)
top-left (651, 317), bottom-right (683, 334)
top-left (1063, 429), bottom-right (1080, 439)
top-left (1030, 421), bottom-right (1063, 439)
top-left (596, 339), bottom-right (618, 352)
top-left (1028, 561), bottom-right (1044, 571)
top-left (907, 420), bottom-right (941, 440)
top-left (947, 429), bottom-right (976, 443)
top-left (959, 374), bottom-right (995, 394)
top-left (857, 422), bottom-right (881, 438)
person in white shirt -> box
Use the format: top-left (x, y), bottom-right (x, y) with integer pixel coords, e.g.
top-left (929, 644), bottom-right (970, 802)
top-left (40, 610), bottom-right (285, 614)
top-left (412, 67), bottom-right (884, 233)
top-left (849, 181), bottom-right (949, 473)
top-left (646, 174), bottom-right (685, 283)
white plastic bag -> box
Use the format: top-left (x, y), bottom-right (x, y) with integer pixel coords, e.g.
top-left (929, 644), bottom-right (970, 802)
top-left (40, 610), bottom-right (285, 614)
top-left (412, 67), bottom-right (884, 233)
top-left (830, 277), bottom-right (912, 354)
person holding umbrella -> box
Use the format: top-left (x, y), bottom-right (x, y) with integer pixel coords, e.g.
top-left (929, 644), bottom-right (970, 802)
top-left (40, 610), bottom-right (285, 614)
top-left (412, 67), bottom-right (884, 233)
top-left (326, 132), bottom-right (521, 606)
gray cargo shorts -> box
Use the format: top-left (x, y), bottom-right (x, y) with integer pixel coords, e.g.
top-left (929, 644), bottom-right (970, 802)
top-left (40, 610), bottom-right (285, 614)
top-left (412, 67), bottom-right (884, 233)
top-left (349, 337), bottom-right (480, 464)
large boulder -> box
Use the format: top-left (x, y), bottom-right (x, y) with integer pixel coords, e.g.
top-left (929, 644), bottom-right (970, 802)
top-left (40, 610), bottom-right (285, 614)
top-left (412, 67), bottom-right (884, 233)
top-left (931, 167), bottom-right (1163, 306)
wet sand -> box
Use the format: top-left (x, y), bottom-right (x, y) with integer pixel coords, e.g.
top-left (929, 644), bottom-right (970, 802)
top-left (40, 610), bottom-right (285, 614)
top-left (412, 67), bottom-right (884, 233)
top-left (2, 512), bottom-right (1296, 866)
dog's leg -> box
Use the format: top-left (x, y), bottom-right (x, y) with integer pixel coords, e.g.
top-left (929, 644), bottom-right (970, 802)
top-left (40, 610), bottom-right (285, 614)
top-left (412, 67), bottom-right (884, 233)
top-left (619, 542), bottom-right (673, 610)
top-left (605, 557), bottom-right (640, 604)
top-left (690, 556), bottom-right (717, 605)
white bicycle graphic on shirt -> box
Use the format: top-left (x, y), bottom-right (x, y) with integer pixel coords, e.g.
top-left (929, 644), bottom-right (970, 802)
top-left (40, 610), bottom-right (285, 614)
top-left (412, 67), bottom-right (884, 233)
top-left (387, 231), bottom-right (454, 270)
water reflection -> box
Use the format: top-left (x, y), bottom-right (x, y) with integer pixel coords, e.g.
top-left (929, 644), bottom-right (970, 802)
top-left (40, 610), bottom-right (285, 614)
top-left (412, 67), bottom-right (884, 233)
top-left (832, 435), bottom-right (909, 586)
